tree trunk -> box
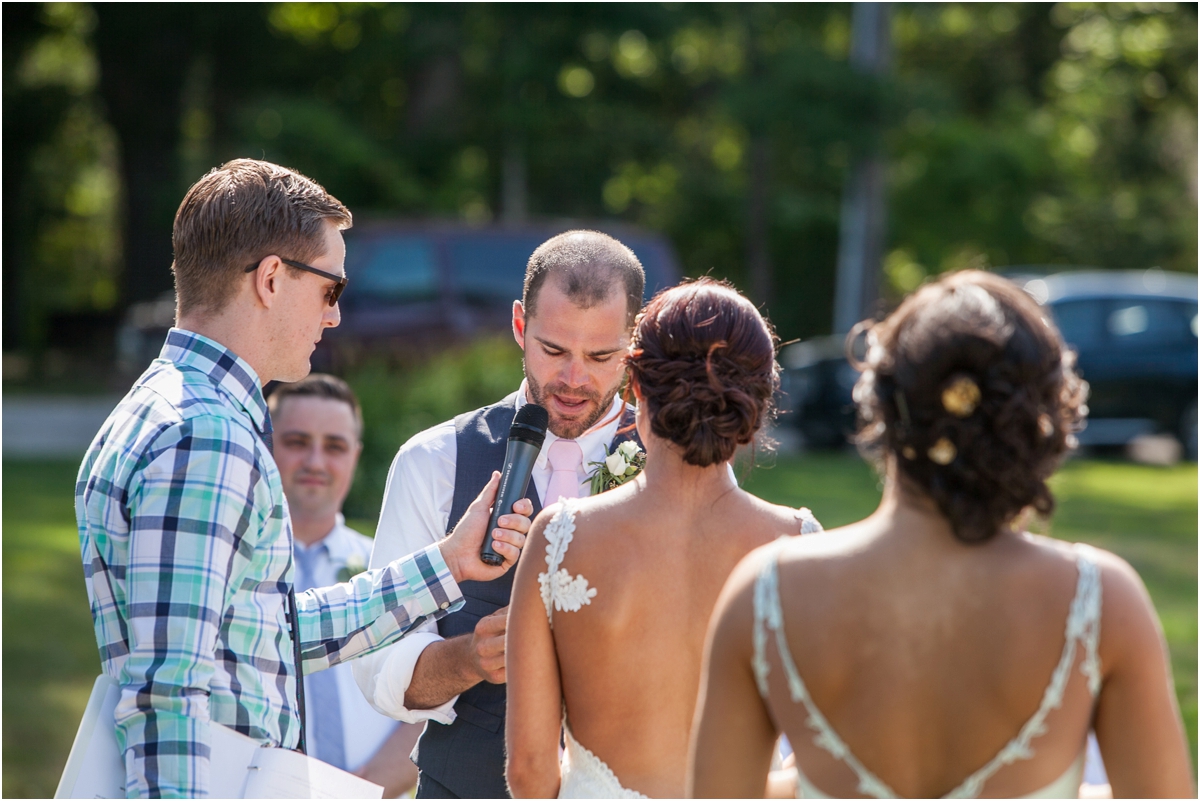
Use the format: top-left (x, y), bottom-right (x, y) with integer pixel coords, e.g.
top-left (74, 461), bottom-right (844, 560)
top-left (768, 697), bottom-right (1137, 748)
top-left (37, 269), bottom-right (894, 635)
top-left (93, 5), bottom-right (199, 308)
top-left (746, 134), bottom-right (773, 306)
top-left (833, 2), bottom-right (891, 333)
top-left (502, 139), bottom-right (528, 224)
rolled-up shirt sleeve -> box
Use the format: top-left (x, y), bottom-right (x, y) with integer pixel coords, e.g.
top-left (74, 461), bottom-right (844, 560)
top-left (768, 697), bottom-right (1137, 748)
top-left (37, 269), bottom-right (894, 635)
top-left (116, 415), bottom-right (265, 798)
top-left (353, 422), bottom-right (462, 723)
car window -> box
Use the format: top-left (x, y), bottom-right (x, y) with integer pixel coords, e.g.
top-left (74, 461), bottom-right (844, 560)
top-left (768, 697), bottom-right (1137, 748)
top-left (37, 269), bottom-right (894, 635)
top-left (348, 237), bottom-right (438, 302)
top-left (451, 237), bottom-right (537, 302)
top-left (1107, 300), bottom-right (1193, 348)
top-left (1050, 300), bottom-right (1106, 350)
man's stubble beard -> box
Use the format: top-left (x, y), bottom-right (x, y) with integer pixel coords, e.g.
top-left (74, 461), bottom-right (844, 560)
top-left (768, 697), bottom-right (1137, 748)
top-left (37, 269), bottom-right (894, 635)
top-left (524, 360), bottom-right (623, 440)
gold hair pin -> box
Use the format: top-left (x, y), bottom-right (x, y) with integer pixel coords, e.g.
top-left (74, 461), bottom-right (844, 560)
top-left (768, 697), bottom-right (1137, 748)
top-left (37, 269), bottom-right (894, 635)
top-left (1038, 413), bottom-right (1054, 438)
top-left (928, 437), bottom-right (957, 465)
top-left (942, 376), bottom-right (981, 418)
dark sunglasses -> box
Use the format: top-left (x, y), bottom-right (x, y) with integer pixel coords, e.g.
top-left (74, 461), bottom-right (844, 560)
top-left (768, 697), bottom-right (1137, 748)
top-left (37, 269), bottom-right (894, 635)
top-left (244, 257), bottom-right (347, 307)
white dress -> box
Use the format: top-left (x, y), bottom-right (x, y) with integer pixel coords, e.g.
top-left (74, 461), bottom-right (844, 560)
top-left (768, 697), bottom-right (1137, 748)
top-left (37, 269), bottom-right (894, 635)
top-left (541, 499), bottom-right (824, 799)
top-left (751, 539), bottom-right (1103, 798)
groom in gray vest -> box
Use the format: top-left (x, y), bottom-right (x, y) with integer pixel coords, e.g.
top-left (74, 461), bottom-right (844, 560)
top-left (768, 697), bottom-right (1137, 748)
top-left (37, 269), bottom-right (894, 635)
top-left (354, 230), bottom-right (646, 798)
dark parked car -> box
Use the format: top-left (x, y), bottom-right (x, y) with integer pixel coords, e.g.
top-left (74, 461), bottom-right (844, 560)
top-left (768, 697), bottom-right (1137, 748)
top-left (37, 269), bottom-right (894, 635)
top-left (1026, 270), bottom-right (1197, 456)
top-left (320, 220), bottom-right (681, 361)
top-left (779, 269), bottom-right (1199, 458)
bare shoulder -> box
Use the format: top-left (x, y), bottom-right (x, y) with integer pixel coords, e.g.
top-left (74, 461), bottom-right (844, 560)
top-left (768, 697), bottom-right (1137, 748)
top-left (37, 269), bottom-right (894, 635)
top-left (737, 492), bottom-right (823, 542)
top-left (1083, 543), bottom-right (1164, 662)
top-left (1021, 533), bottom-right (1148, 600)
top-left (709, 539), bottom-right (779, 644)
top-left (1022, 533), bottom-right (1162, 668)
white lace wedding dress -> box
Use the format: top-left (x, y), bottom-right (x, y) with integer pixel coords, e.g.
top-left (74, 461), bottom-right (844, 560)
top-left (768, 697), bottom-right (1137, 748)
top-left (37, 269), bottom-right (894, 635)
top-left (541, 499), bottom-right (824, 799)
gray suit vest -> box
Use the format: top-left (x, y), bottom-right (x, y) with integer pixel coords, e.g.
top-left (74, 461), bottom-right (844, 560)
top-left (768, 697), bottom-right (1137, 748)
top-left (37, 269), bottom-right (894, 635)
top-left (413, 392), bottom-right (639, 798)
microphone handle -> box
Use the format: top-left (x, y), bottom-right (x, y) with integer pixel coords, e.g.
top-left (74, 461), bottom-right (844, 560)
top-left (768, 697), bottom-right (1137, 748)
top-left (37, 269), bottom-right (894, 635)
top-left (480, 438), bottom-right (541, 566)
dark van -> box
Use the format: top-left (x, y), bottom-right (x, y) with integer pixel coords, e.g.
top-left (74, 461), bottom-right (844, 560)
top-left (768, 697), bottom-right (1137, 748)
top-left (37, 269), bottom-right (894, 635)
top-left (321, 221), bottom-right (681, 360)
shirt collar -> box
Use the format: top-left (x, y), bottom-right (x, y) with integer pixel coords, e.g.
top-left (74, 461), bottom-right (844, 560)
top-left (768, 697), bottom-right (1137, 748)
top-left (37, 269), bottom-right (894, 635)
top-left (162, 328), bottom-right (269, 435)
top-left (518, 379), bottom-right (630, 470)
top-left (293, 515), bottom-right (351, 559)
top-left (321, 514), bottom-right (357, 562)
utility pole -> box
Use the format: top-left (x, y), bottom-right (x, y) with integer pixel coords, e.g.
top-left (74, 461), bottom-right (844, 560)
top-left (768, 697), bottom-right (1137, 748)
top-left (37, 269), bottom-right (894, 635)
top-left (502, 139), bottom-right (528, 224)
top-left (832, 2), bottom-right (891, 333)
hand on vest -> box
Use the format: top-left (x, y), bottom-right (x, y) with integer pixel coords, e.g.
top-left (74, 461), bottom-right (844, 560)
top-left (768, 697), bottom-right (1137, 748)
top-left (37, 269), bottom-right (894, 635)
top-left (439, 471), bottom-right (533, 584)
top-left (469, 605), bottom-right (508, 684)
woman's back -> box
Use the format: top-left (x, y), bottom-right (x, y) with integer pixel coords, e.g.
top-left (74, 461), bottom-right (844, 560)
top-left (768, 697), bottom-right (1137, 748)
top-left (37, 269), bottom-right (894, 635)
top-left (757, 520), bottom-right (1101, 797)
top-left (550, 481), bottom-right (805, 796)
top-left (507, 277), bottom-right (808, 798)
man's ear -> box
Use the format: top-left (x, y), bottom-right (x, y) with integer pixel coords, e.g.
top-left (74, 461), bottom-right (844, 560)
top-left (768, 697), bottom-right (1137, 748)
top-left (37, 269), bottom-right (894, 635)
top-left (251, 255), bottom-right (284, 310)
top-left (512, 300), bottom-right (527, 350)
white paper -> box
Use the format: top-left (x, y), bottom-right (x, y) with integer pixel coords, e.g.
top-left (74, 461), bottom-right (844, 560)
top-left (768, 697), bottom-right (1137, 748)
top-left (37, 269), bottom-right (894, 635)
top-left (246, 748), bottom-right (383, 799)
top-left (57, 674), bottom-right (382, 799)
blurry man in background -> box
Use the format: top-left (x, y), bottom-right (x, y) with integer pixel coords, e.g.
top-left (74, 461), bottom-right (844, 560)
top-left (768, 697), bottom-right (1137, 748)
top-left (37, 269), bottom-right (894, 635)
top-left (270, 374), bottom-right (421, 797)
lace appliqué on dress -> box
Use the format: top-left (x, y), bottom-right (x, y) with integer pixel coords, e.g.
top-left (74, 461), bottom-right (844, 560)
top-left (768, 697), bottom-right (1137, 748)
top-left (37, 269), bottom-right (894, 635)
top-left (560, 717), bottom-right (649, 799)
top-left (539, 498), bottom-right (597, 622)
top-left (797, 507), bottom-right (824, 535)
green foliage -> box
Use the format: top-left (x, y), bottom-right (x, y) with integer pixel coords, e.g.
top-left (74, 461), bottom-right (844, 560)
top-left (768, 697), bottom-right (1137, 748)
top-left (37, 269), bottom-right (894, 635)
top-left (884, 2), bottom-right (1198, 294)
top-left (5, 2), bottom-right (122, 352)
top-left (341, 336), bottom-right (525, 521)
top-left (3, 2), bottom-right (1196, 355)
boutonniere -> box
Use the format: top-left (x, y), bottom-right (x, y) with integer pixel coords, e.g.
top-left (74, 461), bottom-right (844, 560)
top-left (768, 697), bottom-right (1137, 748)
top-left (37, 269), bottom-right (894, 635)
top-left (336, 554), bottom-right (368, 583)
top-left (587, 440), bottom-right (646, 495)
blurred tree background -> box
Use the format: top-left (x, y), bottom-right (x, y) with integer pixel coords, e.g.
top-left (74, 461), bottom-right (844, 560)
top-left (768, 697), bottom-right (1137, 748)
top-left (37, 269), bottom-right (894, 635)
top-left (4, 1), bottom-right (1196, 371)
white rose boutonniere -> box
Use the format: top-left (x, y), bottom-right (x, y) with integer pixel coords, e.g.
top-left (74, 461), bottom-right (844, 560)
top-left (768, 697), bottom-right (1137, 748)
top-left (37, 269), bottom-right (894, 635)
top-left (336, 553), bottom-right (368, 583)
top-left (587, 441), bottom-right (646, 495)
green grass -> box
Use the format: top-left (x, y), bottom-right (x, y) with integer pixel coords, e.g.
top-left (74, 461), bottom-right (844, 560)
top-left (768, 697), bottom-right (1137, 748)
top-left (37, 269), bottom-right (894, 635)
top-left (4, 454), bottom-right (1195, 796)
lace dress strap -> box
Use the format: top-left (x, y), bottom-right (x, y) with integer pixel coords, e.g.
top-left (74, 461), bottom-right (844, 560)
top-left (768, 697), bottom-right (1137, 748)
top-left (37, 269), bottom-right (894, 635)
top-left (538, 499), bottom-right (597, 625)
top-left (752, 541), bottom-right (899, 798)
top-left (796, 507), bottom-right (824, 535)
top-left (945, 543), bottom-right (1104, 798)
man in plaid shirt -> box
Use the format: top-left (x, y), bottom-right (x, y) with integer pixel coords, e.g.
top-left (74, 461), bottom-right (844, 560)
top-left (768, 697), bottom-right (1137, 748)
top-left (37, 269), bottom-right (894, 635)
top-left (75, 160), bottom-right (531, 798)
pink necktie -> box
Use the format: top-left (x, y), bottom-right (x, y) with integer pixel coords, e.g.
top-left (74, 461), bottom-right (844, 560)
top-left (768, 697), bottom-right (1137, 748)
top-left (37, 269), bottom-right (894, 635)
top-left (545, 439), bottom-right (585, 503)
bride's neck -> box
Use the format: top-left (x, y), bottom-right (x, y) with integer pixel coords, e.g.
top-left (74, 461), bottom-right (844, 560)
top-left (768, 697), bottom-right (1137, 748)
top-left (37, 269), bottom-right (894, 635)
top-left (639, 438), bottom-right (737, 502)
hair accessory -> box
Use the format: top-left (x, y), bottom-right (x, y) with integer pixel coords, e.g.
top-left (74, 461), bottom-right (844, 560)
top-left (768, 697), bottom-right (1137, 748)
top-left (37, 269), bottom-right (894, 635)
top-left (942, 376), bottom-right (981, 418)
top-left (1038, 413), bottom-right (1054, 438)
top-left (928, 437), bottom-right (957, 465)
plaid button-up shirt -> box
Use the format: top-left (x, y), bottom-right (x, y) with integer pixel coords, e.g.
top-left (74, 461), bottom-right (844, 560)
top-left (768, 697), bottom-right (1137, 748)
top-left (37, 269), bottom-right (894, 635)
top-left (77, 329), bottom-right (463, 798)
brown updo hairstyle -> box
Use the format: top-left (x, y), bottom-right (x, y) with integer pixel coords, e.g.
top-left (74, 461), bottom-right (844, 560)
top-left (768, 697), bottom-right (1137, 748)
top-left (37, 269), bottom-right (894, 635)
top-left (626, 278), bottom-right (779, 467)
top-left (853, 270), bottom-right (1088, 543)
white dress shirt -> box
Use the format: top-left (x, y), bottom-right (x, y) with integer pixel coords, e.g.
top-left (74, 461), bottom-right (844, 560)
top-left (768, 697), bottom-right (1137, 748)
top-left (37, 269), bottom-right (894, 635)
top-left (294, 517), bottom-right (405, 771)
top-left (353, 380), bottom-right (631, 724)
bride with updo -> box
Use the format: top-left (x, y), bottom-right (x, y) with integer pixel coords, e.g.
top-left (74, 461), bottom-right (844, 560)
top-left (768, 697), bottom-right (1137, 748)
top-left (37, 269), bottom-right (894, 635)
top-left (506, 278), bottom-right (820, 798)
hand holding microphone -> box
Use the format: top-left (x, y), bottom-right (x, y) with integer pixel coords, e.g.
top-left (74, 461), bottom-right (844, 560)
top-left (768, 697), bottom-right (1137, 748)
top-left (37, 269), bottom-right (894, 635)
top-left (437, 404), bottom-right (547, 583)
top-left (438, 472), bottom-right (533, 583)
top-left (481, 404), bottom-right (549, 566)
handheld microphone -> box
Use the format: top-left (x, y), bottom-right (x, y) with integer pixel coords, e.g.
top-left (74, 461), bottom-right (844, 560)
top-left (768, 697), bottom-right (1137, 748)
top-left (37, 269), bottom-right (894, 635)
top-left (480, 403), bottom-right (550, 566)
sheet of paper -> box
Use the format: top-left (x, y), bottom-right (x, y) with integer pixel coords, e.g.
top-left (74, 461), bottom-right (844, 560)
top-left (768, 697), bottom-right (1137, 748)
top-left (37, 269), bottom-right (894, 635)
top-left (245, 748), bottom-right (383, 799)
top-left (57, 673), bottom-right (381, 799)
top-left (55, 675), bottom-right (125, 799)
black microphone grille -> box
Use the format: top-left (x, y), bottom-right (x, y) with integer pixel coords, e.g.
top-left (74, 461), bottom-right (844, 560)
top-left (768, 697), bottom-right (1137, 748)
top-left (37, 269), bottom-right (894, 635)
top-left (513, 403), bottom-right (549, 433)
